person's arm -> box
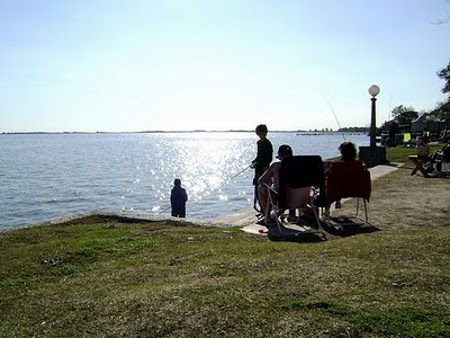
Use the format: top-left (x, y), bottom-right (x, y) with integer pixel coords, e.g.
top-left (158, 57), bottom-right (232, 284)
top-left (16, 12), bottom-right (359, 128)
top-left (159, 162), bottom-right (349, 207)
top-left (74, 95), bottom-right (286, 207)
top-left (258, 163), bottom-right (275, 185)
top-left (251, 140), bottom-right (262, 166)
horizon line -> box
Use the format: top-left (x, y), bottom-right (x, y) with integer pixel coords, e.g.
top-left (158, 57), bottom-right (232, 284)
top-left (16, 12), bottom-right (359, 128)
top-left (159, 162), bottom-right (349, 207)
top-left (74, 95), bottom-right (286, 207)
top-left (1, 128), bottom-right (370, 135)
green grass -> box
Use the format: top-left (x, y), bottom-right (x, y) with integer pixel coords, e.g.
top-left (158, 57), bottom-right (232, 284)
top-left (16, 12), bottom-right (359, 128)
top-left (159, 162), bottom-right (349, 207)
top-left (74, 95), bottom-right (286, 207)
top-left (1, 147), bottom-right (449, 338)
top-left (1, 218), bottom-right (449, 337)
top-left (385, 143), bottom-right (442, 163)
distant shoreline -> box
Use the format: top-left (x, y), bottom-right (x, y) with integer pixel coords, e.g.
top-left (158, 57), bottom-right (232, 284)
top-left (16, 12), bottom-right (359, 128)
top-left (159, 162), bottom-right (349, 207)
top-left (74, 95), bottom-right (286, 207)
top-left (1, 130), bottom-right (369, 135)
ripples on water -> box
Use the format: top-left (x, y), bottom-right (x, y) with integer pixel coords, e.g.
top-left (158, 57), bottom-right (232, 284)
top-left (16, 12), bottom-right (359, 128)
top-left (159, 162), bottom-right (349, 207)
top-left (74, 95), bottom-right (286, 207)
top-left (0, 132), bottom-right (369, 229)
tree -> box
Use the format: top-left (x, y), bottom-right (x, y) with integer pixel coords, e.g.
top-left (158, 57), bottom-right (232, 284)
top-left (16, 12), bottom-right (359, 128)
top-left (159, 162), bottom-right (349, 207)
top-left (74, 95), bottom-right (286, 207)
top-left (390, 105), bottom-right (419, 130)
top-left (434, 0), bottom-right (450, 24)
top-left (391, 105), bottom-right (418, 121)
top-left (437, 59), bottom-right (450, 99)
top-left (432, 101), bottom-right (450, 128)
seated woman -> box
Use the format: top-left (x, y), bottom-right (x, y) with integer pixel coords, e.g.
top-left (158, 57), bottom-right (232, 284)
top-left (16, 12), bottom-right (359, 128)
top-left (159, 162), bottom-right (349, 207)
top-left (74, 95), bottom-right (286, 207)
top-left (331, 141), bottom-right (358, 209)
top-left (315, 141), bottom-right (360, 219)
top-left (416, 135), bottom-right (431, 158)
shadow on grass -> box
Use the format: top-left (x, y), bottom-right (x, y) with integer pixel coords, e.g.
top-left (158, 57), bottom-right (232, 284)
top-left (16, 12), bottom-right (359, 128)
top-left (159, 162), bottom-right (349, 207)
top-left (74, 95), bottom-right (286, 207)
top-left (320, 217), bottom-right (380, 237)
top-left (266, 225), bottom-right (326, 243)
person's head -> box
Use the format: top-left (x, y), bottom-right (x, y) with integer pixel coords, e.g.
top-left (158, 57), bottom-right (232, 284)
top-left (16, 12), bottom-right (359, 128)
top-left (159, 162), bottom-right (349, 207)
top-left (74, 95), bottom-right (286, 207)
top-left (276, 144), bottom-right (293, 160)
top-left (173, 178), bottom-right (181, 187)
top-left (255, 124), bottom-right (268, 138)
top-left (338, 141), bottom-right (357, 161)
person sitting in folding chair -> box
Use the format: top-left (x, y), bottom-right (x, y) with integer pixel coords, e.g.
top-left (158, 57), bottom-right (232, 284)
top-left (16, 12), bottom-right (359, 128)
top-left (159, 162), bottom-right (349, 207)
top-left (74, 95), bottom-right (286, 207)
top-left (256, 144), bottom-right (312, 225)
top-left (255, 145), bottom-right (291, 224)
top-left (318, 152), bottom-right (372, 228)
top-left (327, 141), bottom-right (358, 212)
top-left (425, 143), bottom-right (450, 172)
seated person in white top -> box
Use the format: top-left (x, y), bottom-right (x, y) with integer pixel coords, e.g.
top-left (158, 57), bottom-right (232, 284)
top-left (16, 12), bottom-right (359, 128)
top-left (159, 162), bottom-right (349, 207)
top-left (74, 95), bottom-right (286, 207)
top-left (257, 144), bottom-right (312, 224)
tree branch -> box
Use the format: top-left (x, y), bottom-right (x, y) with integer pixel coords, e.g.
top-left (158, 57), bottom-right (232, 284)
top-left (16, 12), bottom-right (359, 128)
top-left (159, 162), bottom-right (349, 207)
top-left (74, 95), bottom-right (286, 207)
top-left (432, 0), bottom-right (450, 25)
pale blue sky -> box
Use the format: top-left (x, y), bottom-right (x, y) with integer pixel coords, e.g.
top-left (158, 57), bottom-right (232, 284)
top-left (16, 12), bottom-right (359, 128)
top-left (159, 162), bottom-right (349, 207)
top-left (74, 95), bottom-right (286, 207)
top-left (1, 0), bottom-right (449, 132)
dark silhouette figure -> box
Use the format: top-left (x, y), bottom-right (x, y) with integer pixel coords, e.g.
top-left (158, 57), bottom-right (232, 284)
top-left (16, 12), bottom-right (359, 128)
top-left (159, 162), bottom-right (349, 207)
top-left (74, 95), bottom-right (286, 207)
top-left (170, 178), bottom-right (188, 218)
top-left (339, 141), bottom-right (357, 162)
top-left (251, 124), bottom-right (273, 211)
top-left (386, 122), bottom-right (399, 147)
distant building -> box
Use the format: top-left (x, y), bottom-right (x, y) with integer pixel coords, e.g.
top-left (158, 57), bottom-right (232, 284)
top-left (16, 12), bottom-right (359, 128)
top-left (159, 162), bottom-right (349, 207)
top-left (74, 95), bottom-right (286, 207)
top-left (411, 111), bottom-right (450, 134)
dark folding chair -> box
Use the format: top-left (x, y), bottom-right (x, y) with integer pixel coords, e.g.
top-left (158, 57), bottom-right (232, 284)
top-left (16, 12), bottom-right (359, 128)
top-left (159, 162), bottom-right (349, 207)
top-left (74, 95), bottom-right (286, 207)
top-left (263, 155), bottom-right (326, 241)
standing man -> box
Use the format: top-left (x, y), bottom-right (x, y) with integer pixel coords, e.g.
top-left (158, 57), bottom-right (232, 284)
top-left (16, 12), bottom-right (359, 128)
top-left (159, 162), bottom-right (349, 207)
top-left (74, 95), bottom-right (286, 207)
top-left (387, 122), bottom-right (399, 147)
top-left (250, 124), bottom-right (273, 213)
top-left (170, 178), bottom-right (188, 218)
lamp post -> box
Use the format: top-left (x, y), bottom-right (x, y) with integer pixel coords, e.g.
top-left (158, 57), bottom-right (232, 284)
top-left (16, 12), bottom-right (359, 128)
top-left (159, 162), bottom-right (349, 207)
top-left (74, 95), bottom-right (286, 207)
top-left (359, 84), bottom-right (386, 167)
top-left (368, 85), bottom-right (380, 147)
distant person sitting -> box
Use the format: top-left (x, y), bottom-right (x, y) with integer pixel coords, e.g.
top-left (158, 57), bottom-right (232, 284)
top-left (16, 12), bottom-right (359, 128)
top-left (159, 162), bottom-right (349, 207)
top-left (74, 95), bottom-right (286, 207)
top-left (426, 143), bottom-right (450, 172)
top-left (170, 178), bottom-right (188, 218)
top-left (416, 135), bottom-right (430, 158)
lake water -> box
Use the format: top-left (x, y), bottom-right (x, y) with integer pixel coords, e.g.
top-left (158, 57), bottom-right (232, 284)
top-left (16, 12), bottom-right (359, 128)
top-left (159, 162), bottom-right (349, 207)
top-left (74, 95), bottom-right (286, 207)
top-left (0, 132), bottom-right (369, 230)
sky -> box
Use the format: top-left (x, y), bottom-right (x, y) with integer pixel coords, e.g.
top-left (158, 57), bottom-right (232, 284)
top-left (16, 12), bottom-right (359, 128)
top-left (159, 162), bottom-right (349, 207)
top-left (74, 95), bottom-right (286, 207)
top-left (1, 0), bottom-right (449, 132)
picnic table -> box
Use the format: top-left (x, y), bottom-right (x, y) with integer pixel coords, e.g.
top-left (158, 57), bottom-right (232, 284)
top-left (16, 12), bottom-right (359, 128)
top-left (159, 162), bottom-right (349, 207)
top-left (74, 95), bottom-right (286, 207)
top-left (408, 155), bottom-right (429, 177)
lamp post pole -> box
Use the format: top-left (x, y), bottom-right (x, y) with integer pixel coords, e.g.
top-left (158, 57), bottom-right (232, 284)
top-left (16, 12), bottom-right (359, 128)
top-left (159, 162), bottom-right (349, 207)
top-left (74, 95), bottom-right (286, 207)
top-left (370, 96), bottom-right (377, 147)
top-left (368, 85), bottom-right (380, 147)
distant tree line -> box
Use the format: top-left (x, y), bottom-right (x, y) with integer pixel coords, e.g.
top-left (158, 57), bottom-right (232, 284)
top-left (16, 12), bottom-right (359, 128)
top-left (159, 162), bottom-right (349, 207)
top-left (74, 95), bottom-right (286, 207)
top-left (338, 127), bottom-right (369, 133)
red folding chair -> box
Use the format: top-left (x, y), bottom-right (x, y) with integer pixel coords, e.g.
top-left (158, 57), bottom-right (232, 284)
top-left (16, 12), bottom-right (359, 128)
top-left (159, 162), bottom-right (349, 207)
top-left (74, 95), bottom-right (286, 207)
top-left (319, 160), bottom-right (372, 230)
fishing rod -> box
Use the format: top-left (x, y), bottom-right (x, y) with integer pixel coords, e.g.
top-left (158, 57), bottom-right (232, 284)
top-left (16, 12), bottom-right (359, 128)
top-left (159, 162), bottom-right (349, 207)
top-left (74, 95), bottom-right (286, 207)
top-left (157, 205), bottom-right (171, 215)
top-left (228, 164), bottom-right (252, 181)
top-left (226, 163), bottom-right (261, 212)
top-left (325, 98), bottom-right (346, 141)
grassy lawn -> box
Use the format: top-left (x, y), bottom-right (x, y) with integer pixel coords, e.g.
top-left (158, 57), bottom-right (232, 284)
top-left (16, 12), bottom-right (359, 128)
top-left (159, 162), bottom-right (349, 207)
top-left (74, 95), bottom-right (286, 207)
top-left (385, 143), bottom-right (443, 163)
top-left (1, 146), bottom-right (449, 338)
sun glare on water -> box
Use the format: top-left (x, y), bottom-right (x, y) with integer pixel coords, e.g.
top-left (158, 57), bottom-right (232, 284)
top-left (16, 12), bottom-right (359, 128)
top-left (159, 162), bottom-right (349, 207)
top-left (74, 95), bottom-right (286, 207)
top-left (156, 133), bottom-right (252, 204)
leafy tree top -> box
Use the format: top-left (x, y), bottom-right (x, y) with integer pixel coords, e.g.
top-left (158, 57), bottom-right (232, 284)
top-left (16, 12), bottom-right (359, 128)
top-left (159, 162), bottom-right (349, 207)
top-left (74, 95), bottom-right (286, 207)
top-left (391, 105), bottom-right (419, 121)
top-left (437, 59), bottom-right (450, 99)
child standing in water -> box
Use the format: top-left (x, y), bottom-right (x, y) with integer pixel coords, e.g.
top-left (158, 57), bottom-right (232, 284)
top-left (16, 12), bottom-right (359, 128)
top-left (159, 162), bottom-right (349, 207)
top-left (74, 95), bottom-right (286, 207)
top-left (250, 124), bottom-right (273, 212)
top-left (170, 178), bottom-right (188, 218)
